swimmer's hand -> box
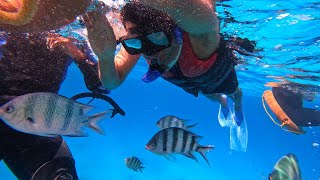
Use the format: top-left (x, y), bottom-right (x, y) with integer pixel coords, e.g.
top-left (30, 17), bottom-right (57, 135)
top-left (0, 0), bottom-right (20, 13)
top-left (47, 36), bottom-right (87, 61)
top-left (82, 8), bottom-right (116, 59)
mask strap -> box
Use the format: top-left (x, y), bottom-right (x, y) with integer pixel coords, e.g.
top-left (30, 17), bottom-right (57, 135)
top-left (173, 26), bottom-right (183, 45)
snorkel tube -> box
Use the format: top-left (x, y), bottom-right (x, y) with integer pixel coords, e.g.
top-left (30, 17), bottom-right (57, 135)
top-left (71, 92), bottom-right (125, 118)
top-left (142, 26), bottom-right (183, 83)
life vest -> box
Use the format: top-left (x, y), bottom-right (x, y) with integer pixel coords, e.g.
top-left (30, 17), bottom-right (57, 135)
top-left (161, 32), bottom-right (236, 96)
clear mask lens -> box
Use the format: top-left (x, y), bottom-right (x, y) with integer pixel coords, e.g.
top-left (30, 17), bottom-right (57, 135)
top-left (146, 32), bottom-right (169, 46)
top-left (123, 38), bottom-right (142, 49)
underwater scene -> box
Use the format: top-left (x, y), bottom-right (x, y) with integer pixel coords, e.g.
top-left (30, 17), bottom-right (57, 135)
top-left (0, 0), bottom-right (319, 179)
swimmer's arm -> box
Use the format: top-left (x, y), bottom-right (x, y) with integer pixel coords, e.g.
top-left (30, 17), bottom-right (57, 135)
top-left (99, 46), bottom-right (140, 90)
top-left (139, 0), bottom-right (219, 35)
top-left (83, 10), bottom-right (140, 90)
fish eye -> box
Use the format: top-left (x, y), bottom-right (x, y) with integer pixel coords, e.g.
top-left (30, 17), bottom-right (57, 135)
top-left (4, 106), bottom-right (14, 113)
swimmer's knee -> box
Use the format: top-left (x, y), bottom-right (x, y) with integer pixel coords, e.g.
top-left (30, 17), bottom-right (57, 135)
top-left (226, 87), bottom-right (242, 97)
top-left (32, 140), bottom-right (78, 180)
top-left (31, 156), bottom-right (78, 180)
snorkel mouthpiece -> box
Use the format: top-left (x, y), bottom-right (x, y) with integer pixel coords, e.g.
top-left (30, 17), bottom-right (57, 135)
top-left (173, 26), bottom-right (183, 45)
top-left (142, 58), bottom-right (163, 83)
top-left (141, 69), bottom-right (162, 83)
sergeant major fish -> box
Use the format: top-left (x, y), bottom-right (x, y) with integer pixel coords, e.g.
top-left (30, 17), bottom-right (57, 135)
top-left (146, 127), bottom-right (214, 166)
top-left (125, 156), bottom-right (145, 173)
top-left (0, 92), bottom-right (110, 137)
top-left (156, 115), bottom-right (198, 130)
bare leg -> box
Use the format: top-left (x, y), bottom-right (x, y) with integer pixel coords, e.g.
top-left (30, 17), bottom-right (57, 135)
top-left (227, 87), bottom-right (242, 111)
top-left (204, 87), bottom-right (244, 126)
top-left (204, 93), bottom-right (227, 107)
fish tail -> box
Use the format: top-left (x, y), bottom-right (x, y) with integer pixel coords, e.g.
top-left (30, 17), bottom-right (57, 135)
top-left (186, 123), bottom-right (198, 129)
top-left (196, 145), bottom-right (214, 167)
top-left (86, 110), bottom-right (112, 135)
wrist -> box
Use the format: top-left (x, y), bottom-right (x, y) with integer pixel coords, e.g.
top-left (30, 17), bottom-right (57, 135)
top-left (98, 47), bottom-right (116, 60)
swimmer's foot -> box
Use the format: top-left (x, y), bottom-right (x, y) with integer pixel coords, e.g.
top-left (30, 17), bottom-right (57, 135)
top-left (221, 106), bottom-right (229, 119)
top-left (220, 96), bottom-right (229, 119)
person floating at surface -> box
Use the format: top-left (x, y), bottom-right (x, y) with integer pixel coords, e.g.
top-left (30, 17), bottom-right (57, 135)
top-left (0, 0), bottom-right (92, 33)
top-left (263, 82), bottom-right (320, 134)
top-left (0, 31), bottom-right (108, 180)
top-left (84, 0), bottom-right (247, 126)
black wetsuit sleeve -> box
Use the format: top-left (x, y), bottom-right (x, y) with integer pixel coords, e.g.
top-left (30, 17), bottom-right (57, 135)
top-left (74, 42), bottom-right (110, 94)
top-left (0, 33), bottom-right (7, 59)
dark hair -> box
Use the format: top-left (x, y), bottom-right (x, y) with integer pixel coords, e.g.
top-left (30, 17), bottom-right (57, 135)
top-left (120, 1), bottom-right (176, 34)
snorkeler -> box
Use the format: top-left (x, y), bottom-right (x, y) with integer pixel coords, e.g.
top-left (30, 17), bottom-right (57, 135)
top-left (263, 82), bottom-right (320, 134)
top-left (0, 31), bottom-right (108, 179)
top-left (0, 0), bottom-right (91, 33)
top-left (83, 0), bottom-right (250, 127)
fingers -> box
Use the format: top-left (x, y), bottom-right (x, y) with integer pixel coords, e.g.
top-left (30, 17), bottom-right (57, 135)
top-left (82, 13), bottom-right (92, 28)
top-left (82, 6), bottom-right (111, 33)
top-left (82, 10), bottom-right (102, 29)
top-left (46, 36), bottom-right (71, 50)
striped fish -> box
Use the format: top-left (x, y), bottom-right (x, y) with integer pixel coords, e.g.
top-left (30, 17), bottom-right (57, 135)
top-left (145, 127), bottom-right (214, 166)
top-left (156, 115), bottom-right (198, 130)
top-left (0, 92), bottom-right (110, 137)
top-left (125, 156), bottom-right (145, 173)
top-left (269, 153), bottom-right (302, 180)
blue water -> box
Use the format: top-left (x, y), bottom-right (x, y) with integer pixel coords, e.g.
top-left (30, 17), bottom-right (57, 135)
top-left (1, 0), bottom-right (320, 179)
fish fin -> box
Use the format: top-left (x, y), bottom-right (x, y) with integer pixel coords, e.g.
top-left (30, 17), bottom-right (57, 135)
top-left (80, 104), bottom-right (95, 114)
top-left (186, 123), bottom-right (198, 129)
top-left (29, 132), bottom-right (59, 138)
top-left (64, 127), bottom-right (88, 137)
top-left (191, 134), bottom-right (203, 142)
top-left (86, 110), bottom-right (112, 135)
top-left (40, 134), bottom-right (58, 138)
top-left (65, 134), bottom-right (88, 137)
top-left (67, 130), bottom-right (88, 137)
top-left (196, 145), bottom-right (214, 167)
top-left (139, 166), bottom-right (145, 173)
top-left (180, 118), bottom-right (190, 123)
top-left (163, 154), bottom-right (176, 162)
top-left (182, 152), bottom-right (198, 163)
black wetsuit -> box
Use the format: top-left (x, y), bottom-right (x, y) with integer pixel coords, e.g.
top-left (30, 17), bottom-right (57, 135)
top-left (272, 87), bottom-right (320, 127)
top-left (0, 33), bottom-right (105, 180)
top-left (162, 38), bottom-right (238, 97)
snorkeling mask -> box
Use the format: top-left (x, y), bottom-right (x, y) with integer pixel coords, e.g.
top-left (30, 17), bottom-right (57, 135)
top-left (141, 27), bottom-right (183, 83)
top-left (117, 25), bottom-right (174, 56)
top-left (117, 25), bottom-right (183, 83)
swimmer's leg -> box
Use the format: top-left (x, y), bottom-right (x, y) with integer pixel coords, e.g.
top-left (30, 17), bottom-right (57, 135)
top-left (1, 124), bottom-right (78, 180)
top-left (227, 87), bottom-right (244, 126)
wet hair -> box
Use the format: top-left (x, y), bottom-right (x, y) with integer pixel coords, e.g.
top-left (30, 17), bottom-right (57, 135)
top-left (120, 1), bottom-right (176, 34)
